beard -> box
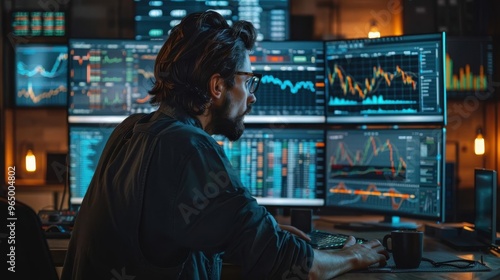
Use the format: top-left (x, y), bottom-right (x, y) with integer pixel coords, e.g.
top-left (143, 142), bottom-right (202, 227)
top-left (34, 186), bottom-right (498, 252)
top-left (210, 94), bottom-right (251, 141)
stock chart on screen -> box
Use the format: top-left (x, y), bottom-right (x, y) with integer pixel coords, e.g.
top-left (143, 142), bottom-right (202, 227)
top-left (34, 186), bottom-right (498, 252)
top-left (325, 128), bottom-right (445, 220)
top-left (15, 44), bottom-right (68, 107)
top-left (11, 10), bottom-right (66, 37)
top-left (446, 36), bottom-right (493, 98)
top-left (69, 124), bottom-right (116, 204)
top-left (134, 0), bottom-right (289, 41)
top-left (213, 128), bottom-right (325, 206)
top-left (68, 39), bottom-right (162, 122)
top-left (325, 33), bottom-right (446, 124)
top-left (245, 41), bottom-right (325, 123)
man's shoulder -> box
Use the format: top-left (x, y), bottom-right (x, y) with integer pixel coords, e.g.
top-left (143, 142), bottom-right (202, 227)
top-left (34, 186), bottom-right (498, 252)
top-left (154, 119), bottom-right (217, 148)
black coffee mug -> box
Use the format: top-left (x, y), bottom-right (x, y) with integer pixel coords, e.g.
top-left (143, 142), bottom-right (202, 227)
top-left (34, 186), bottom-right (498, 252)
top-left (383, 229), bottom-right (423, 269)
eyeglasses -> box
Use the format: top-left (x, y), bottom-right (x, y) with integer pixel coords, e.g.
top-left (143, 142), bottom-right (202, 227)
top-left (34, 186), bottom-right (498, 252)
top-left (421, 257), bottom-right (482, 269)
top-left (235, 71), bottom-right (262, 94)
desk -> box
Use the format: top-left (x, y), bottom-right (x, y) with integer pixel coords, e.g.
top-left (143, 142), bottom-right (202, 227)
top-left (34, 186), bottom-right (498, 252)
top-left (313, 217), bottom-right (500, 280)
top-left (48, 215), bottom-right (500, 279)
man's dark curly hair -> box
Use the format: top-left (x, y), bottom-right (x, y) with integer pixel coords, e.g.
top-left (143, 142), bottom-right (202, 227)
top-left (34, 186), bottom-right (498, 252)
top-left (149, 11), bottom-right (258, 116)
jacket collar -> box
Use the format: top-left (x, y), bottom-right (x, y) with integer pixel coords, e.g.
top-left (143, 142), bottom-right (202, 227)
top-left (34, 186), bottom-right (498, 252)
top-left (157, 104), bottom-right (203, 129)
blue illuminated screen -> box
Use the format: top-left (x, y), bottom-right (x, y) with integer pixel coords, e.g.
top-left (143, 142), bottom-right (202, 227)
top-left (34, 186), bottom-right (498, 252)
top-left (325, 128), bottom-right (445, 220)
top-left (246, 41), bottom-right (325, 124)
top-left (69, 124), bottom-right (116, 205)
top-left (69, 125), bottom-right (325, 207)
top-left (446, 36), bottom-right (493, 98)
top-left (15, 44), bottom-right (68, 107)
top-left (68, 39), bottom-right (162, 120)
top-left (11, 11), bottom-right (66, 37)
top-left (134, 0), bottom-right (289, 41)
top-left (213, 128), bottom-right (325, 206)
top-left (325, 33), bottom-right (446, 124)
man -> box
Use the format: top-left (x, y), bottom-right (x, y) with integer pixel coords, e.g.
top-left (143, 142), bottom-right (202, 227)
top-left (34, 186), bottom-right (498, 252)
top-left (62, 11), bottom-right (388, 279)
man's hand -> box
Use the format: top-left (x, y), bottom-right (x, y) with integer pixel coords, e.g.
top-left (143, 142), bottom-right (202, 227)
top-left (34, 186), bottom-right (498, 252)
top-left (278, 224), bottom-right (311, 242)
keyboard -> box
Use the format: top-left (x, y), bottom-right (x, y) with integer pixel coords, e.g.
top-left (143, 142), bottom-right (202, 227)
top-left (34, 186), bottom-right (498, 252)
top-left (308, 230), bottom-right (367, 250)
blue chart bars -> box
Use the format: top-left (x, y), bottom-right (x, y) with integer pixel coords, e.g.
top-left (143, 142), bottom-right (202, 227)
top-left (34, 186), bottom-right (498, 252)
top-left (213, 129), bottom-right (325, 206)
top-left (134, 0), bottom-right (289, 41)
top-left (15, 44), bottom-right (68, 107)
top-left (69, 125), bottom-right (115, 204)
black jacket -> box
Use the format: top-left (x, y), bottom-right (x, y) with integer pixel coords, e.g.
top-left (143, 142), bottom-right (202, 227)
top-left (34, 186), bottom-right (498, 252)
top-left (61, 108), bottom-right (313, 279)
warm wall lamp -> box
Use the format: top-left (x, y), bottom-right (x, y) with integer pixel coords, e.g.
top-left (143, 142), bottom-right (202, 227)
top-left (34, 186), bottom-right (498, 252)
top-left (474, 127), bottom-right (485, 155)
top-left (368, 19), bottom-right (381, 38)
top-left (25, 145), bottom-right (37, 172)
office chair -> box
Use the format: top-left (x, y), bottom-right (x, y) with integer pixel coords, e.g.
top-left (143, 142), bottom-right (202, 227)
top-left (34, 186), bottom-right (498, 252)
top-left (0, 196), bottom-right (59, 280)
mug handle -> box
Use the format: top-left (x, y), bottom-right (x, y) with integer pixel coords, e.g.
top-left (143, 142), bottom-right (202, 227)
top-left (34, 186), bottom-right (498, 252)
top-left (382, 234), bottom-right (393, 253)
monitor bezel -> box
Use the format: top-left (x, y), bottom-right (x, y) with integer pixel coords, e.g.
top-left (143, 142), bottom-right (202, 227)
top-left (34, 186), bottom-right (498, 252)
top-left (245, 40), bottom-right (326, 124)
top-left (10, 9), bottom-right (69, 39)
top-left (324, 32), bottom-right (447, 125)
top-left (323, 126), bottom-right (447, 222)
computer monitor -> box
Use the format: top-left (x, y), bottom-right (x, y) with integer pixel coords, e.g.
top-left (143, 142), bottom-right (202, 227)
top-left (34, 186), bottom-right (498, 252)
top-left (11, 10), bottom-right (66, 37)
top-left (324, 127), bottom-right (446, 228)
top-left (15, 44), bottom-right (68, 107)
top-left (213, 128), bottom-right (325, 206)
top-left (325, 33), bottom-right (446, 125)
top-left (245, 41), bottom-right (325, 124)
top-left (68, 123), bottom-right (117, 206)
top-left (68, 39), bottom-right (162, 122)
top-left (134, 0), bottom-right (290, 41)
top-left (475, 168), bottom-right (498, 245)
top-left (446, 36), bottom-right (494, 98)
top-left (69, 125), bottom-right (325, 208)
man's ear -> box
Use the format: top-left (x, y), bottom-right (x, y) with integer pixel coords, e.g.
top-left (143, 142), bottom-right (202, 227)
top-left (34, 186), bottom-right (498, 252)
top-left (209, 73), bottom-right (225, 100)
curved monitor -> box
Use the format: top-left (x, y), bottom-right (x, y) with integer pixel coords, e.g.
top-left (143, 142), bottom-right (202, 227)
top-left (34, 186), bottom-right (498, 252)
top-left (324, 127), bottom-right (446, 224)
top-left (325, 33), bottom-right (446, 125)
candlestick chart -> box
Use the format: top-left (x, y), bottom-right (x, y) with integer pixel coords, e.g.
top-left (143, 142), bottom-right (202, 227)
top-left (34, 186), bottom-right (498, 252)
top-left (69, 40), bottom-right (162, 116)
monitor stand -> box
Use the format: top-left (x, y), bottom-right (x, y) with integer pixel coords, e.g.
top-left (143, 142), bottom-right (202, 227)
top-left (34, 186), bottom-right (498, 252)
top-left (334, 215), bottom-right (418, 231)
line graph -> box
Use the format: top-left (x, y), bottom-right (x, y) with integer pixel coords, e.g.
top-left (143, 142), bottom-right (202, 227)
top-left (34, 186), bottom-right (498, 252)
top-left (69, 85), bottom-right (130, 115)
top-left (261, 74), bottom-right (316, 94)
top-left (328, 182), bottom-right (417, 211)
top-left (248, 69), bottom-right (325, 117)
top-left (15, 45), bottom-right (68, 106)
top-left (17, 53), bottom-right (67, 78)
top-left (17, 82), bottom-right (67, 105)
top-left (326, 54), bottom-right (420, 114)
top-left (328, 135), bottom-right (407, 181)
